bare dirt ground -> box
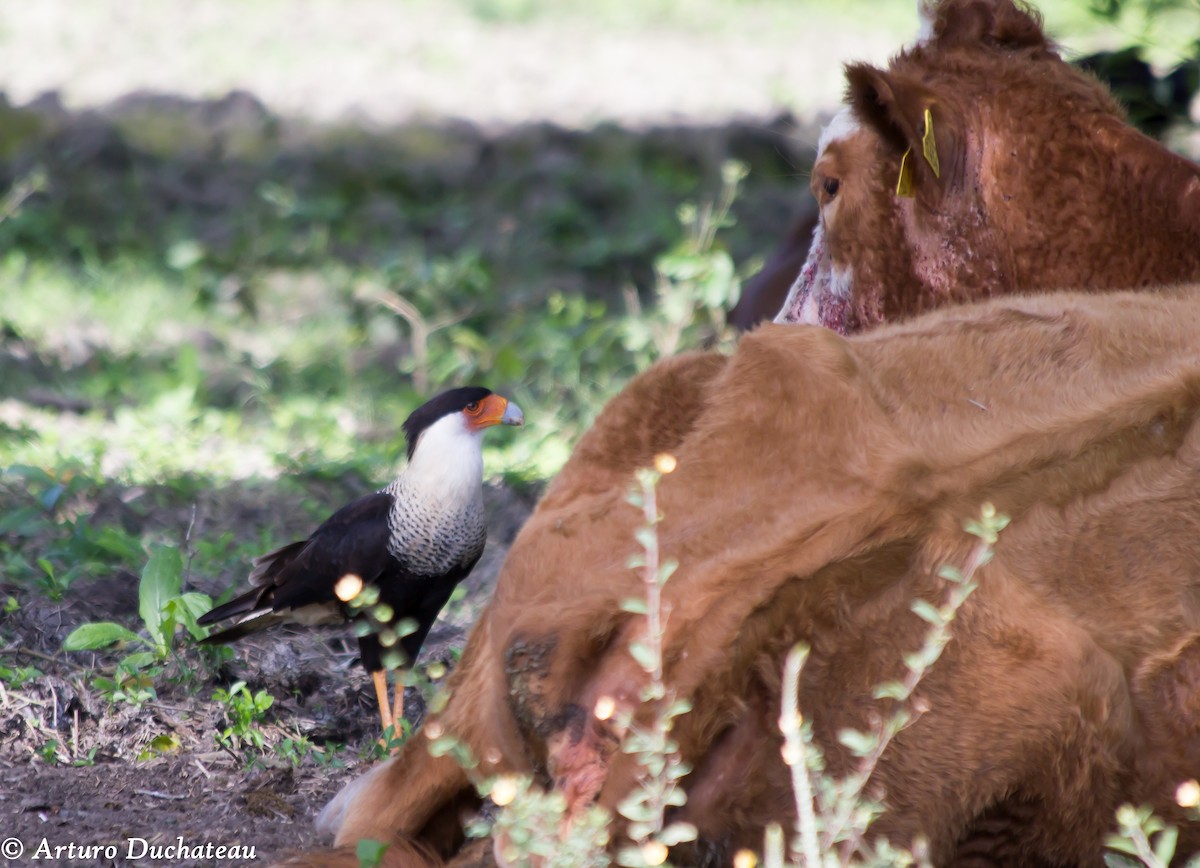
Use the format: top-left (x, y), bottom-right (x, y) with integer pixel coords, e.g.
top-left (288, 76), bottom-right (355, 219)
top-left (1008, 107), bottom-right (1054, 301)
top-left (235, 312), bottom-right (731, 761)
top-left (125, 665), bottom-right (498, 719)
top-left (1, 479), bottom-right (537, 867)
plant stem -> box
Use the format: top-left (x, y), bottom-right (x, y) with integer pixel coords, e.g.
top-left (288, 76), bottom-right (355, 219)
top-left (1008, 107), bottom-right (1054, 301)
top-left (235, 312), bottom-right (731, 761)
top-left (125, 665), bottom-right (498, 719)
top-left (781, 645), bottom-right (821, 867)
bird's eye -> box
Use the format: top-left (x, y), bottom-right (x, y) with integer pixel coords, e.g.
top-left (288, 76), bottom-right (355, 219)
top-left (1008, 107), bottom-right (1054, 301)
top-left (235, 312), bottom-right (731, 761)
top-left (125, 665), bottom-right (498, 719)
top-left (465, 401), bottom-right (482, 414)
top-left (822, 177), bottom-right (840, 198)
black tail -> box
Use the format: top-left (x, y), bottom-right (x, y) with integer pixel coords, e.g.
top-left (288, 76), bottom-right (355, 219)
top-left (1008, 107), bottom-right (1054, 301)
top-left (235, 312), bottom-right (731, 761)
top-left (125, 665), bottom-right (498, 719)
top-left (198, 610), bottom-right (285, 645)
top-left (248, 539), bottom-right (308, 585)
top-left (197, 585), bottom-right (269, 627)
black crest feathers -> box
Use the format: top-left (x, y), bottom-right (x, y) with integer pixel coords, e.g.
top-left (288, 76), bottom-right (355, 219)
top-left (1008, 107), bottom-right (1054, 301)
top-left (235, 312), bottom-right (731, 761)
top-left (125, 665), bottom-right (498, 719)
top-left (402, 386), bottom-right (493, 461)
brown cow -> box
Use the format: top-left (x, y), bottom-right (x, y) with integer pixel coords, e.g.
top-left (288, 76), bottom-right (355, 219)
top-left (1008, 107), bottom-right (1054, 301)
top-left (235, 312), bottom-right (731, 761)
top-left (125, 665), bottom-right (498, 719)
top-left (293, 0), bottom-right (1200, 864)
top-left (772, 0), bottom-right (1200, 331)
top-left (305, 286), bottom-right (1200, 867)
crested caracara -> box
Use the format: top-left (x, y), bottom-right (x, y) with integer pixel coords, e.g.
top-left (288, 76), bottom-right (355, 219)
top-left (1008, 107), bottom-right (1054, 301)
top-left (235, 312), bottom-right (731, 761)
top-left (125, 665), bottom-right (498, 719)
top-left (197, 387), bottom-right (523, 733)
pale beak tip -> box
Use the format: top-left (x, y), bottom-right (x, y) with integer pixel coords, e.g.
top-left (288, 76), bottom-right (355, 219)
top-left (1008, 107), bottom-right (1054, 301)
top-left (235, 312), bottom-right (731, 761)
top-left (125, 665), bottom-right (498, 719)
top-left (503, 401), bottom-right (524, 427)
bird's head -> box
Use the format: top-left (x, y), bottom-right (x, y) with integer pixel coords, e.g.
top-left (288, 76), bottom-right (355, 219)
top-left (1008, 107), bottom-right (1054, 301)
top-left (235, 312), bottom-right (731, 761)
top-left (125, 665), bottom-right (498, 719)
top-left (402, 387), bottom-right (524, 462)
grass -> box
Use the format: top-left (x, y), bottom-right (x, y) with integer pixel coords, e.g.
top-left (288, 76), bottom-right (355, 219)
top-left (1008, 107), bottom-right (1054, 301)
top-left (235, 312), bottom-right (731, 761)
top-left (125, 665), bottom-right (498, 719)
top-left (0, 0), bottom-right (1162, 134)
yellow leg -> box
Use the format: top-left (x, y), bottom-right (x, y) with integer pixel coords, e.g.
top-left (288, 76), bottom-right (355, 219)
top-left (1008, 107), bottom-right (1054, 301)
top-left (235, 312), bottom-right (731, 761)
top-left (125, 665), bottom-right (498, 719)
top-left (391, 669), bottom-right (405, 731)
top-left (372, 669), bottom-right (393, 734)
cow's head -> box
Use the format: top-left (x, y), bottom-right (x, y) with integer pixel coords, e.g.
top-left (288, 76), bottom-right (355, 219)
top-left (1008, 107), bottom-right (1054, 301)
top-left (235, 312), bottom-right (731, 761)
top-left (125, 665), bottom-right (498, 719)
top-left (776, 0), bottom-right (1133, 332)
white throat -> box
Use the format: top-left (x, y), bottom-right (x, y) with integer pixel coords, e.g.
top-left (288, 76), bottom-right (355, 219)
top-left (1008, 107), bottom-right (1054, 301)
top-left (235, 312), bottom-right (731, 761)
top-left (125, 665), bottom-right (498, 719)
top-left (400, 412), bottom-right (485, 504)
top-left (383, 410), bottom-right (488, 575)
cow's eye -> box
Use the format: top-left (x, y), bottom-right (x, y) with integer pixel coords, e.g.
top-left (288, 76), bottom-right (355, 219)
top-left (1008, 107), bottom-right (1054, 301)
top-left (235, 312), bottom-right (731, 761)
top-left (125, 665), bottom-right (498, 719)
top-left (823, 177), bottom-right (840, 198)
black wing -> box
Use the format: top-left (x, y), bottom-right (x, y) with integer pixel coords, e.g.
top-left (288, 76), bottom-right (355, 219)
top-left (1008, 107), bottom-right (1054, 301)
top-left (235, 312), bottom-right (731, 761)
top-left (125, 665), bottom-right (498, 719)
top-left (268, 492), bottom-right (396, 612)
top-left (358, 550), bottom-right (483, 672)
top-left (198, 492), bottom-right (396, 639)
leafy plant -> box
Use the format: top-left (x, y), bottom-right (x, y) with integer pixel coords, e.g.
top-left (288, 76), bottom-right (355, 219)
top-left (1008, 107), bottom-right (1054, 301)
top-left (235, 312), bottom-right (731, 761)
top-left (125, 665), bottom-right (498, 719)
top-left (0, 464), bottom-right (141, 600)
top-left (62, 544), bottom-right (218, 706)
top-left (276, 734), bottom-right (346, 768)
top-left (37, 738), bottom-right (62, 766)
top-left (212, 680), bottom-right (275, 752)
top-left (764, 505), bottom-right (1008, 868)
top-left (137, 732), bottom-right (182, 761)
top-left (612, 455), bottom-right (697, 868)
top-left (62, 544), bottom-right (213, 659)
top-left (356, 839), bottom-right (391, 868)
top-left (464, 455), bottom-right (693, 867)
top-left (1105, 786), bottom-right (1200, 868)
top-left (0, 662), bottom-right (42, 688)
top-left (92, 655), bottom-right (158, 707)
top-left (486, 776), bottom-right (612, 868)
top-left (71, 746), bottom-right (101, 767)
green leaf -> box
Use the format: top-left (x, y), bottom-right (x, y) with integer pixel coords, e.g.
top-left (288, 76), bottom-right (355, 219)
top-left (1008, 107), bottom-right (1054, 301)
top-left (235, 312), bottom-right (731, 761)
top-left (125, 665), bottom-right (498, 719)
top-left (137, 732), bottom-right (181, 761)
top-left (173, 591), bottom-right (213, 621)
top-left (664, 788), bottom-right (689, 806)
top-left (627, 821), bottom-right (655, 841)
top-left (355, 838), bottom-right (391, 868)
top-left (904, 642), bottom-right (946, 673)
top-left (837, 727), bottom-right (879, 757)
top-left (910, 599), bottom-right (943, 625)
top-left (0, 506), bottom-right (45, 536)
top-left (617, 794), bottom-right (654, 823)
top-left (427, 735), bottom-right (461, 758)
top-left (139, 544), bottom-right (183, 649)
top-left (657, 559), bottom-right (678, 586)
top-left (659, 821), bottom-right (698, 846)
top-left (1104, 835), bottom-right (1139, 856)
top-left (667, 698), bottom-right (692, 717)
top-left (615, 845), bottom-right (646, 867)
top-left (171, 592), bottom-right (215, 639)
top-left (628, 640), bottom-right (658, 672)
top-left (620, 597), bottom-right (648, 615)
top-left (1103, 855), bottom-right (1140, 868)
top-left (871, 680), bottom-right (910, 701)
top-left (85, 525), bottom-right (146, 562)
top-left (118, 651), bottom-right (158, 672)
top-left (936, 564), bottom-right (964, 582)
top-left (1152, 825), bottom-right (1178, 864)
top-left (63, 622), bottom-right (143, 651)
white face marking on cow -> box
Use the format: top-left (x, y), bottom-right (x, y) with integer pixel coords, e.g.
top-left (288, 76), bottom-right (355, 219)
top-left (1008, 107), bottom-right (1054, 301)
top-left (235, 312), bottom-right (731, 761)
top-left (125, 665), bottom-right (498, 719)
top-left (775, 220), bottom-right (827, 327)
top-left (774, 108), bottom-right (860, 332)
top-left (816, 108), bottom-right (861, 158)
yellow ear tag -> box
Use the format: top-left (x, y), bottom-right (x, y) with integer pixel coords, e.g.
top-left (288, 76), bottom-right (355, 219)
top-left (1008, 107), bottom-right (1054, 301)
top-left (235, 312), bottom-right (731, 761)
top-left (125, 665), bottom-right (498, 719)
top-left (921, 107), bottom-right (940, 178)
top-left (896, 148), bottom-right (915, 197)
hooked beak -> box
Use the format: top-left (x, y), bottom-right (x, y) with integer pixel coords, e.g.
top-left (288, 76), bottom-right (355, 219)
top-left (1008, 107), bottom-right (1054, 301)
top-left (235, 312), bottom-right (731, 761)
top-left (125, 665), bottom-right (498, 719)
top-left (501, 399), bottom-right (524, 427)
top-left (475, 394), bottom-right (525, 429)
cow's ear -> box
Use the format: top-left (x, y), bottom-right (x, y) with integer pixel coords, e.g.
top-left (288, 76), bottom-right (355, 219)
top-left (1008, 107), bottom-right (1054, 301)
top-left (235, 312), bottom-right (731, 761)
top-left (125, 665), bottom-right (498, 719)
top-left (845, 63), bottom-right (964, 201)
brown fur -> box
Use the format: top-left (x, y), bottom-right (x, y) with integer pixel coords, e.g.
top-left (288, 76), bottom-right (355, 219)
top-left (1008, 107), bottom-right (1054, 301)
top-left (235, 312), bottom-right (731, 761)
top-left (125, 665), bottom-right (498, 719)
top-left (773, 0), bottom-right (1200, 330)
top-left (310, 287), bottom-right (1200, 865)
top-left (296, 2), bottom-right (1200, 864)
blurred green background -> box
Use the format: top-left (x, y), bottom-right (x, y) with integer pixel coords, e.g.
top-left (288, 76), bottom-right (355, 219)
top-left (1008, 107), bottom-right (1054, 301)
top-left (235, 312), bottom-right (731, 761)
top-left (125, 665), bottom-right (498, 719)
top-left (0, 0), bottom-right (1196, 604)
